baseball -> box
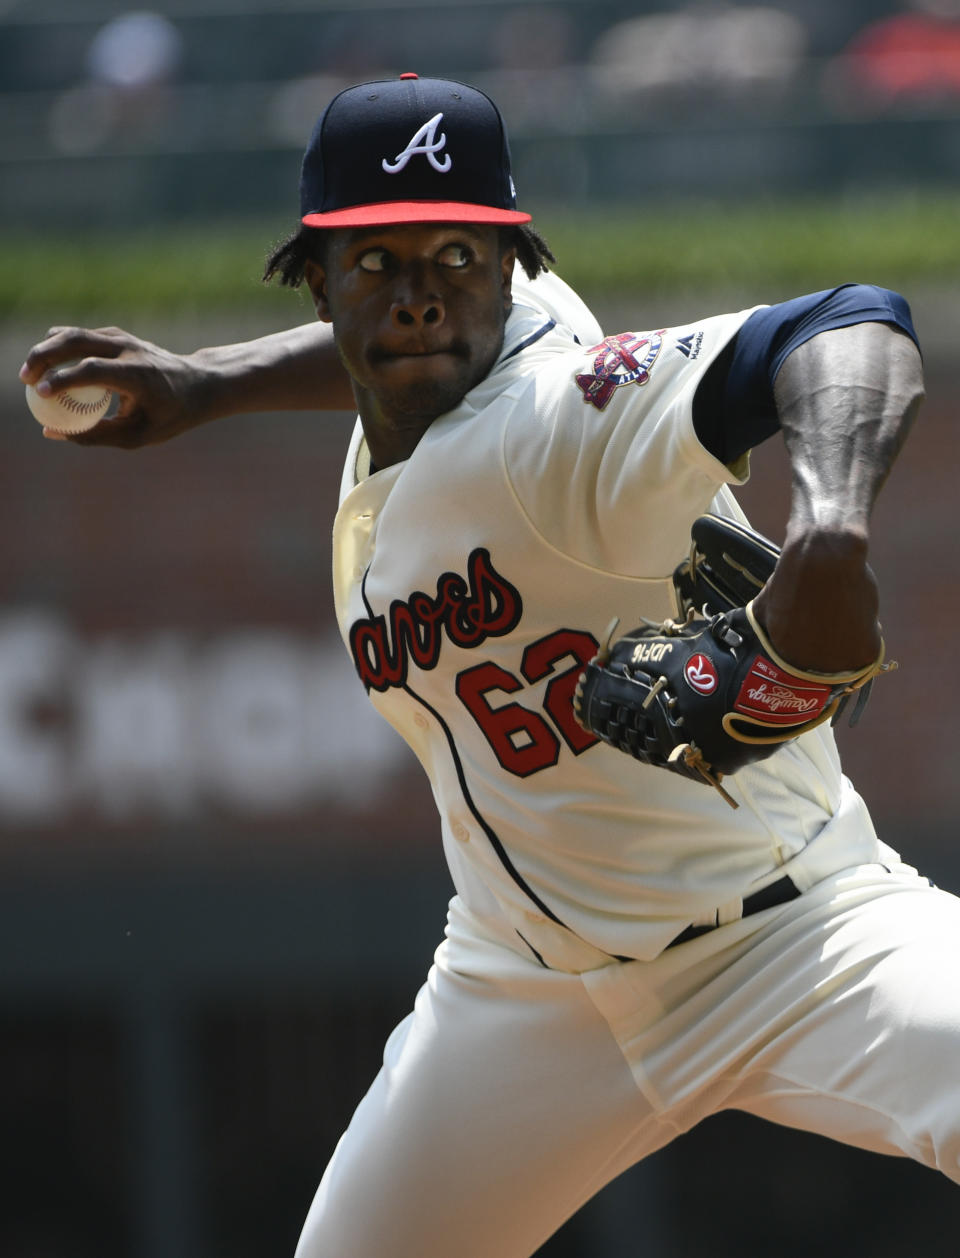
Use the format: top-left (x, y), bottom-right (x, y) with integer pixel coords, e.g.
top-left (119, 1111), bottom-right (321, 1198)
top-left (25, 379), bottom-right (112, 434)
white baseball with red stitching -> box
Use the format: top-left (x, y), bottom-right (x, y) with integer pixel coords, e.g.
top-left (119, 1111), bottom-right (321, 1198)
top-left (25, 381), bottom-right (112, 433)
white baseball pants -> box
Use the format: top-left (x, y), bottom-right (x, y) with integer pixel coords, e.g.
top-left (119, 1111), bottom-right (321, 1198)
top-left (294, 854), bottom-right (960, 1258)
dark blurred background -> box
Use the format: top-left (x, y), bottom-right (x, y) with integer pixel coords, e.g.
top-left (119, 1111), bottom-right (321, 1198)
top-left (1, 2), bottom-right (959, 1256)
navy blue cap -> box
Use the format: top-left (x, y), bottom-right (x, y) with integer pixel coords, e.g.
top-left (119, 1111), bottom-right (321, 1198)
top-left (299, 73), bottom-right (530, 228)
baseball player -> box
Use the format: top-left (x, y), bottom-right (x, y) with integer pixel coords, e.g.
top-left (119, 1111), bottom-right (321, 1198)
top-left (22, 74), bottom-right (960, 1258)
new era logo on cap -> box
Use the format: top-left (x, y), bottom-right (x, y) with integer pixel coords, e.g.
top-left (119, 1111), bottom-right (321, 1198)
top-left (299, 73), bottom-right (530, 228)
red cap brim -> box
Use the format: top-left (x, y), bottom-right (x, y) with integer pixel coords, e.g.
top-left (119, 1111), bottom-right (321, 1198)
top-left (302, 200), bottom-right (531, 228)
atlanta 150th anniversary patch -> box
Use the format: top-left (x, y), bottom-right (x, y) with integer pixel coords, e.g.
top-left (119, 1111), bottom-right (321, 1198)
top-left (575, 331), bottom-right (663, 411)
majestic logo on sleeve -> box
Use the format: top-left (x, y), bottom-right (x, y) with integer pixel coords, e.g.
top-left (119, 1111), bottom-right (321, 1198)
top-left (575, 331), bottom-right (663, 411)
top-left (349, 547), bottom-right (522, 692)
top-left (675, 330), bottom-right (704, 360)
top-left (382, 113), bottom-right (452, 174)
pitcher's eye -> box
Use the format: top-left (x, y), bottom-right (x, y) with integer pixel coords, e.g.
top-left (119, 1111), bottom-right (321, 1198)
top-left (437, 244), bottom-right (471, 268)
top-left (358, 248), bottom-right (389, 272)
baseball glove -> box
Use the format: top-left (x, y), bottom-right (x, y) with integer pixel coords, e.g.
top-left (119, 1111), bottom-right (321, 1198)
top-left (573, 517), bottom-right (893, 807)
top-left (672, 512), bottom-right (780, 619)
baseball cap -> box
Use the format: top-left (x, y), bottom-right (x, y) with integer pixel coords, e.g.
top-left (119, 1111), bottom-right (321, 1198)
top-left (299, 72), bottom-right (531, 228)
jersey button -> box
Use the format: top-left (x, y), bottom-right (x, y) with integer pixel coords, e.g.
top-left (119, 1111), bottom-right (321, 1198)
top-left (452, 822), bottom-right (469, 843)
top-left (413, 713), bottom-right (428, 730)
top-left (524, 910), bottom-right (546, 925)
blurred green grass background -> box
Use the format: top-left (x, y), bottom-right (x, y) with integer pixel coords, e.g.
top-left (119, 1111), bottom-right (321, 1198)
top-left (3, 191), bottom-right (958, 320)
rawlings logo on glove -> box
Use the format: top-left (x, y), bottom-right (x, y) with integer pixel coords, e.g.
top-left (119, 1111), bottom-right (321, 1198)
top-left (573, 516), bottom-right (894, 808)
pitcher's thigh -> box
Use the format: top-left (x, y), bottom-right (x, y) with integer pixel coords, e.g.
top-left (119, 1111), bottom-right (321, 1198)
top-left (294, 956), bottom-right (663, 1258)
top-left (728, 877), bottom-right (960, 1181)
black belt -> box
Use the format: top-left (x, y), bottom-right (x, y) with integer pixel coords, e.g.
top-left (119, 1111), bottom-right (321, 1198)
top-left (667, 874), bottom-right (801, 949)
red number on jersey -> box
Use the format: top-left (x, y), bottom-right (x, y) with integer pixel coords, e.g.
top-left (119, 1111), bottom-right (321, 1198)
top-left (456, 662), bottom-right (560, 777)
top-left (521, 629), bottom-right (600, 756)
top-left (455, 629), bottom-right (599, 777)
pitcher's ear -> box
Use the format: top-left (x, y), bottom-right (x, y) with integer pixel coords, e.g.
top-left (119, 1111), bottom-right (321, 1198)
top-left (500, 247), bottom-right (516, 312)
top-left (304, 260), bottom-right (332, 322)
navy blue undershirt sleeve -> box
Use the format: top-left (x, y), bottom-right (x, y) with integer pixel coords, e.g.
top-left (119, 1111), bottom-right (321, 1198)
top-left (692, 283), bottom-right (919, 465)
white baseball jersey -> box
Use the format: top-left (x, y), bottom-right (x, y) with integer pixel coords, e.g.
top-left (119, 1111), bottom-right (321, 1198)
top-left (299, 269), bottom-right (960, 1258)
top-left (331, 268), bottom-right (882, 968)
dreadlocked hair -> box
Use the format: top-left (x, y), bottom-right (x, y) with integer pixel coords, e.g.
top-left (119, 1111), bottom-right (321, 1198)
top-left (512, 222), bottom-right (555, 281)
top-left (262, 221), bottom-right (555, 289)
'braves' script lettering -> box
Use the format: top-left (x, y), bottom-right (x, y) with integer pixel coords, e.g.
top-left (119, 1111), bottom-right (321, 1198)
top-left (349, 548), bottom-right (523, 692)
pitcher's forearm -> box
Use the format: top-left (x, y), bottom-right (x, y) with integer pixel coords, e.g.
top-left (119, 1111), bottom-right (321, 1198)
top-left (188, 323), bottom-right (355, 419)
top-left (751, 322), bottom-right (923, 673)
top-left (773, 322), bottom-right (924, 539)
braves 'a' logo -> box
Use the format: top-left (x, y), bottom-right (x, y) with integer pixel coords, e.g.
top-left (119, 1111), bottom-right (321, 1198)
top-left (575, 331), bottom-right (663, 411)
top-left (382, 113), bottom-right (452, 174)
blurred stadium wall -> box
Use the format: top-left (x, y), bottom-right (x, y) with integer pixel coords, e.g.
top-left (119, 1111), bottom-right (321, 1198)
top-left (2, 3), bottom-right (960, 1257)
